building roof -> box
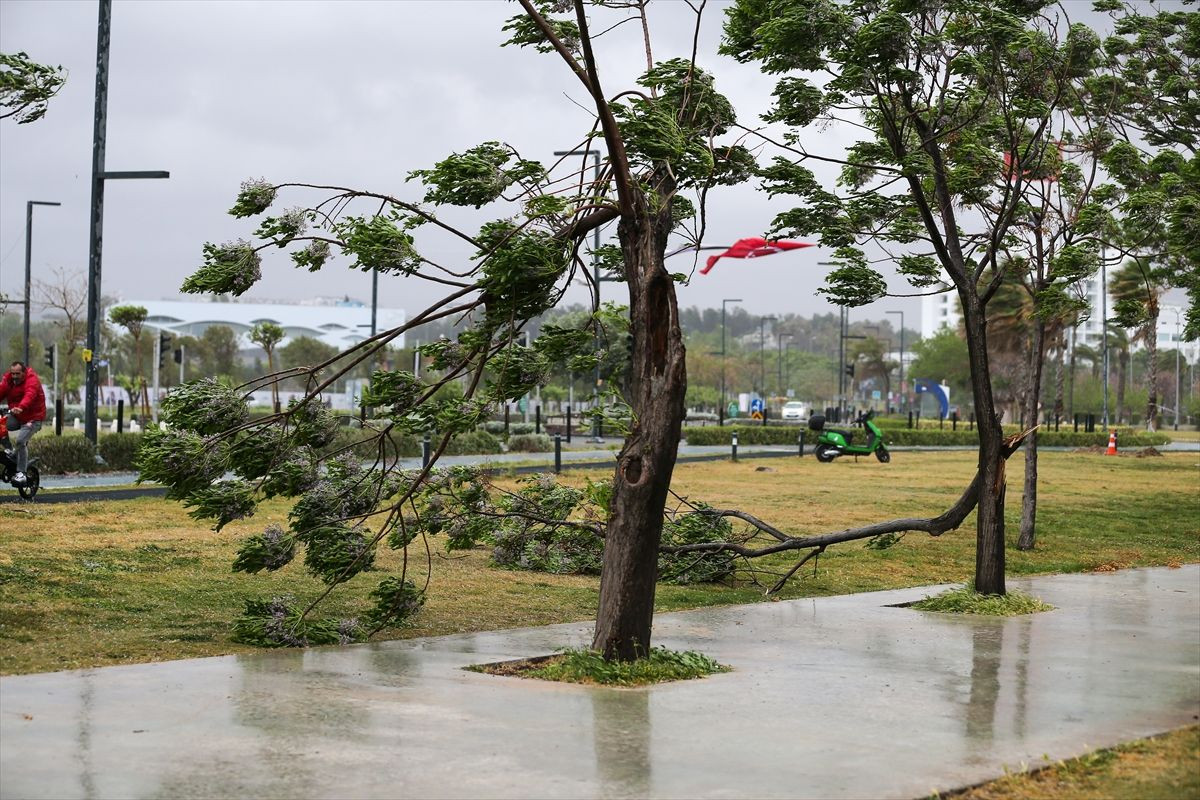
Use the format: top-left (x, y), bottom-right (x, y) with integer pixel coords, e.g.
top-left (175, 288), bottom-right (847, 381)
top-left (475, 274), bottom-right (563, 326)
top-left (122, 299), bottom-right (406, 351)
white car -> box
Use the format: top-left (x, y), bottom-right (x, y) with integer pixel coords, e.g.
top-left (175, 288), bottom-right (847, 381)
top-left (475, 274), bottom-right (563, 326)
top-left (780, 401), bottom-right (811, 421)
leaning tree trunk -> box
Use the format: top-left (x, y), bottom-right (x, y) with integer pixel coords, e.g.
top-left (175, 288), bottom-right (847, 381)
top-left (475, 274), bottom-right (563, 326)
top-left (1018, 317), bottom-right (1047, 551)
top-left (1144, 318), bottom-right (1159, 431)
top-left (592, 182), bottom-right (686, 661)
top-left (960, 292), bottom-right (1007, 595)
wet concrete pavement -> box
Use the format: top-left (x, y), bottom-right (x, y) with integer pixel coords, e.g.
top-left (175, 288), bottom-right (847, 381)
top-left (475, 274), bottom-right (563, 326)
top-left (2, 566), bottom-right (1197, 799)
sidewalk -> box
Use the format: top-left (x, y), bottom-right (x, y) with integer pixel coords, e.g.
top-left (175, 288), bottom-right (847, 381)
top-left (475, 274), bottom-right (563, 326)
top-left (2, 566), bottom-right (1196, 799)
top-left (36, 437), bottom-right (1200, 491)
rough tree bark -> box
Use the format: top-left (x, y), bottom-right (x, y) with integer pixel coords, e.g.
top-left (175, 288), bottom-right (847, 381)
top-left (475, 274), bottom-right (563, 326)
top-left (1018, 317), bottom-right (1047, 551)
top-left (592, 181), bottom-right (685, 660)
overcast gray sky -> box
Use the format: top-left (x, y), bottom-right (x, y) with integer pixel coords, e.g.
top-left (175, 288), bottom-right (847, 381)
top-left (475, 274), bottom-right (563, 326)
top-left (0, 0), bottom-right (1144, 331)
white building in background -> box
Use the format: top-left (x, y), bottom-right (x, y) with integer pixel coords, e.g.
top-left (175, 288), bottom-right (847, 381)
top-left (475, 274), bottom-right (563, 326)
top-left (919, 281), bottom-right (1198, 365)
top-left (121, 297), bottom-right (406, 353)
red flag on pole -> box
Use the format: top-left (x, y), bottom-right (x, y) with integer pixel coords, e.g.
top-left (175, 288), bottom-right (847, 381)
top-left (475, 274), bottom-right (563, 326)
top-left (701, 237), bottom-right (813, 275)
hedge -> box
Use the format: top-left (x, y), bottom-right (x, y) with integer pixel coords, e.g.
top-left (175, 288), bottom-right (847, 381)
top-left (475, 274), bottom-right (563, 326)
top-left (506, 433), bottom-right (554, 453)
top-left (29, 435), bottom-right (100, 473)
top-left (682, 424), bottom-right (1170, 449)
top-left (98, 433), bottom-right (143, 471)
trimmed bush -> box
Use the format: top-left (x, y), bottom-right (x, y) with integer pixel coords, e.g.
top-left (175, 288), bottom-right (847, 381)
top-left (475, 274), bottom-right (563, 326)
top-left (480, 421), bottom-right (507, 436)
top-left (509, 422), bottom-right (537, 436)
top-left (29, 435), bottom-right (99, 473)
top-left (445, 430), bottom-right (503, 456)
top-left (506, 433), bottom-right (553, 453)
top-left (98, 433), bottom-right (144, 471)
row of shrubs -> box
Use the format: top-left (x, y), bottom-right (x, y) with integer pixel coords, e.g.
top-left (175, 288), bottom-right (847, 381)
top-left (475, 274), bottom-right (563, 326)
top-left (683, 424), bottom-right (1172, 448)
top-left (29, 433), bottom-right (145, 474)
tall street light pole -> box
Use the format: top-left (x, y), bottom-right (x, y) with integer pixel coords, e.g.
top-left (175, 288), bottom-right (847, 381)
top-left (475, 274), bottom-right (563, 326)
top-left (721, 298), bottom-right (742, 420)
top-left (1101, 256), bottom-right (1110, 428)
top-left (777, 332), bottom-right (792, 396)
top-left (555, 148), bottom-right (606, 442)
top-left (886, 310), bottom-right (904, 411)
top-left (84, 0), bottom-right (170, 444)
top-left (1174, 308), bottom-right (1182, 430)
top-left (759, 314), bottom-right (776, 397)
top-left (23, 200), bottom-right (61, 365)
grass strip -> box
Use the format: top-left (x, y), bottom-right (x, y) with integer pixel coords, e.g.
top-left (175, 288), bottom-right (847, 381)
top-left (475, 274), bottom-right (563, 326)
top-left (944, 725), bottom-right (1200, 800)
top-left (469, 646), bottom-right (730, 686)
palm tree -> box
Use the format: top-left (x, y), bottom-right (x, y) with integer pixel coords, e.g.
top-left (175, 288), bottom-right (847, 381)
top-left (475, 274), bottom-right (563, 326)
top-left (1110, 261), bottom-right (1169, 430)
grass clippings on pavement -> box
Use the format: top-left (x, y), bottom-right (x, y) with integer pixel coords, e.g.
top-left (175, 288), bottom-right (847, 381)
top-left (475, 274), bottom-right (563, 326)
top-left (468, 646), bottom-right (730, 686)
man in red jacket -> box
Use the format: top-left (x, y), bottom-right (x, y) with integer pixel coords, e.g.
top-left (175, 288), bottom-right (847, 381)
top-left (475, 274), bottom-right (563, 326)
top-left (0, 361), bottom-right (47, 485)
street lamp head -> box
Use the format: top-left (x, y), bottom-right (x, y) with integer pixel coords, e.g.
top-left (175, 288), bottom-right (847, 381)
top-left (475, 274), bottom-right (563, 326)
top-left (29, 201), bottom-right (62, 207)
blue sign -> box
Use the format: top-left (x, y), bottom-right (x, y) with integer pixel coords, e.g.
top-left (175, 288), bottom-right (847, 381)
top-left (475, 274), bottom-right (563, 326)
top-left (750, 398), bottom-right (764, 414)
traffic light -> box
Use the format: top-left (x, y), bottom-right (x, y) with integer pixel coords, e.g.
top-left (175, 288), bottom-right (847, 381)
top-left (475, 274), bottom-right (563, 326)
top-left (44, 344), bottom-right (54, 371)
top-left (844, 363), bottom-right (855, 378)
top-left (173, 348), bottom-right (183, 364)
top-left (158, 332), bottom-right (172, 369)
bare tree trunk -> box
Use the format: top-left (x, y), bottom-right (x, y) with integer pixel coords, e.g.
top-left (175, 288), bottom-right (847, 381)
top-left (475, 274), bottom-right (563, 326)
top-left (1116, 348), bottom-right (1127, 424)
top-left (961, 292), bottom-right (1007, 595)
top-left (592, 184), bottom-right (685, 661)
top-left (1145, 317), bottom-right (1159, 431)
top-left (1018, 318), bottom-right (1047, 551)
top-left (1053, 327), bottom-right (1065, 424)
top-left (1067, 325), bottom-right (1076, 420)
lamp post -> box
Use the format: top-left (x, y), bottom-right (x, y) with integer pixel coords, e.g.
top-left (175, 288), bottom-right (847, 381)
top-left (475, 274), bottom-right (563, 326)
top-left (759, 314), bottom-right (776, 397)
top-left (886, 310), bottom-right (905, 411)
top-left (1101, 257), bottom-right (1110, 428)
top-left (84, 0), bottom-right (171, 444)
top-left (555, 148), bottom-right (607, 442)
top-left (721, 298), bottom-right (743, 419)
top-left (777, 332), bottom-right (793, 396)
top-left (1174, 308), bottom-right (1182, 430)
top-left (22, 200), bottom-right (62, 366)
top-left (785, 340), bottom-right (795, 397)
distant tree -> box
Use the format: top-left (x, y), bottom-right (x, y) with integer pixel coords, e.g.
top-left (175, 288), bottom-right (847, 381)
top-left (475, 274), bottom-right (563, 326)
top-left (909, 328), bottom-right (972, 410)
top-left (278, 336), bottom-right (339, 391)
top-left (34, 268), bottom-right (88, 402)
top-left (249, 322), bottom-right (285, 409)
top-left (1110, 260), bottom-right (1170, 430)
top-left (108, 305), bottom-right (149, 416)
top-left (199, 325), bottom-right (239, 379)
top-left (0, 52), bottom-right (65, 124)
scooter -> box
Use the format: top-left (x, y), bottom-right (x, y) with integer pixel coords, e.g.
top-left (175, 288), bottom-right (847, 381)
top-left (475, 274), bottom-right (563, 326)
top-left (808, 409), bottom-right (890, 463)
top-left (0, 411), bottom-right (41, 499)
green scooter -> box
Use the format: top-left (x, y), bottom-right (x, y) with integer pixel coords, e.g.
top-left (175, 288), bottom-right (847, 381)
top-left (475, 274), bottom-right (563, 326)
top-left (808, 409), bottom-right (890, 463)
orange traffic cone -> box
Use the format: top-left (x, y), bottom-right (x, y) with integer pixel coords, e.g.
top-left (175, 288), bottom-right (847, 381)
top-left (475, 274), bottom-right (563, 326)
top-left (1105, 429), bottom-right (1118, 456)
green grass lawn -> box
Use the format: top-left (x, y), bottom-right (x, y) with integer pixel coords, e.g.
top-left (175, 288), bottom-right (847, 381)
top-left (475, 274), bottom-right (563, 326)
top-left (0, 450), bottom-right (1196, 676)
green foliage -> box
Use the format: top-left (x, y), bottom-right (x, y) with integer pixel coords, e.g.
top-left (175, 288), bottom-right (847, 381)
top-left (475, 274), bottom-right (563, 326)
top-left (911, 585), bottom-right (1053, 615)
top-left (160, 378), bottom-right (250, 435)
top-left (298, 524), bottom-right (377, 585)
top-left (29, 435), bottom-right (97, 474)
top-left (361, 369), bottom-right (423, 415)
top-left (183, 241), bottom-right (263, 297)
top-left (335, 212), bottom-right (422, 275)
top-left (444, 429), bottom-right (502, 456)
top-left (107, 305), bottom-right (147, 336)
top-left (230, 596), bottom-right (362, 647)
top-left (508, 646), bottom-right (730, 685)
top-left (365, 577), bottom-right (425, 631)
top-left (97, 432), bottom-right (142, 471)
top-left (228, 178), bottom-right (277, 218)
top-left (232, 524), bottom-right (296, 574)
top-left (248, 321), bottom-right (285, 352)
top-left (409, 142), bottom-right (545, 208)
top-left (181, 479), bottom-right (257, 531)
top-left (501, 3), bottom-right (580, 54)
top-left (659, 506), bottom-right (737, 584)
top-left (506, 433), bottom-right (553, 452)
top-left (0, 51), bottom-right (66, 124)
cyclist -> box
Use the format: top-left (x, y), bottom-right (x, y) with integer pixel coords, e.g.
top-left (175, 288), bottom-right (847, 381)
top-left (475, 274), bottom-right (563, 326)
top-left (0, 361), bottom-right (47, 486)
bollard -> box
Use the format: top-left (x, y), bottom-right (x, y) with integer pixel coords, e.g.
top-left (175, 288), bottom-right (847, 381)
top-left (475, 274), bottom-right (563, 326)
top-left (274, 399), bottom-right (282, 414)
top-left (908, 410), bottom-right (913, 429)
top-left (731, 431), bottom-right (739, 462)
top-left (952, 411), bottom-right (958, 431)
top-left (566, 406), bottom-right (572, 444)
top-left (719, 406), bottom-right (725, 427)
top-left (1073, 413), bottom-right (1079, 433)
top-left (504, 405), bottom-right (510, 436)
top-left (554, 434), bottom-right (562, 474)
top-left (422, 435), bottom-right (431, 468)
top-left (117, 399), bottom-right (125, 434)
top-left (969, 413), bottom-right (975, 431)
top-left (762, 407), bottom-right (768, 427)
top-left (535, 405), bottom-right (541, 435)
top-left (939, 414), bottom-right (944, 430)
top-left (798, 431), bottom-right (805, 458)
top-left (55, 397), bottom-right (64, 436)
